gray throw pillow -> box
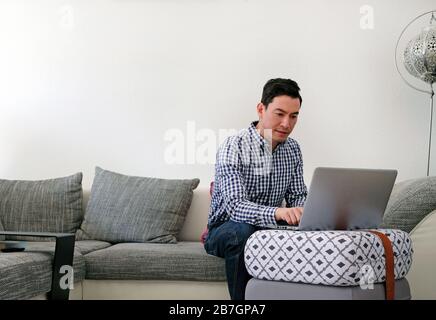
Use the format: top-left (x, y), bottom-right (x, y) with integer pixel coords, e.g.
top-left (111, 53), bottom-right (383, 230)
top-left (77, 167), bottom-right (200, 243)
top-left (0, 173), bottom-right (83, 241)
top-left (381, 176), bottom-right (436, 233)
top-left (0, 219), bottom-right (4, 241)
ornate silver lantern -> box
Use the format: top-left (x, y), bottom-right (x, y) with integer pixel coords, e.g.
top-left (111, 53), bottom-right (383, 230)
top-left (396, 11), bottom-right (436, 176)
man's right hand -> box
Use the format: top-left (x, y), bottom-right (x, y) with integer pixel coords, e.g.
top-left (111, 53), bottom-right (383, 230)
top-left (274, 207), bottom-right (304, 225)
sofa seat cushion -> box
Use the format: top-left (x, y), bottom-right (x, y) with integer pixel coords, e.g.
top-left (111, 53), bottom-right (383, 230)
top-left (245, 229), bottom-right (413, 286)
top-left (0, 242), bottom-right (85, 300)
top-left (84, 241), bottom-right (226, 281)
top-left (21, 242), bottom-right (86, 282)
top-left (0, 251), bottom-right (53, 300)
top-left (74, 240), bottom-right (112, 255)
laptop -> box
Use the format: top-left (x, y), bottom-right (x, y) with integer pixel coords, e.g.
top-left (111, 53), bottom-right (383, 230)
top-left (265, 167), bottom-right (398, 231)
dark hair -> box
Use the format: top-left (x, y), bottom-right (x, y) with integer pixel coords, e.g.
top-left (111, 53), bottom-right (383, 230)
top-left (261, 78), bottom-right (302, 108)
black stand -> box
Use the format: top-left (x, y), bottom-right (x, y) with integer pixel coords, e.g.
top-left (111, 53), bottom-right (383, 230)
top-left (0, 231), bottom-right (75, 300)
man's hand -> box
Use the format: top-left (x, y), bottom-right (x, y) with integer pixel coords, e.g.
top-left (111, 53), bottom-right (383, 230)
top-left (274, 207), bottom-right (304, 225)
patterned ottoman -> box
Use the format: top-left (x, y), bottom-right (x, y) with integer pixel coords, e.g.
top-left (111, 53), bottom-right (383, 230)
top-left (244, 229), bottom-right (413, 299)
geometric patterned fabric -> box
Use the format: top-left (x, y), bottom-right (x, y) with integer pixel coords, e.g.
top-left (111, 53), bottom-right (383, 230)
top-left (245, 229), bottom-right (413, 286)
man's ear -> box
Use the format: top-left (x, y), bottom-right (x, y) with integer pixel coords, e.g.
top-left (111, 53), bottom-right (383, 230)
top-left (256, 103), bottom-right (265, 119)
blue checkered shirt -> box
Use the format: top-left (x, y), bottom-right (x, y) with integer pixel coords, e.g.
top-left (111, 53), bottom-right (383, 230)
top-left (208, 121), bottom-right (308, 228)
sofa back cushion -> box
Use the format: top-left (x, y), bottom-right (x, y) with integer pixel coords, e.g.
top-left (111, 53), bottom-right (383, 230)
top-left (381, 176), bottom-right (436, 233)
top-left (81, 186), bottom-right (212, 242)
top-left (0, 219), bottom-right (4, 241)
top-left (0, 173), bottom-right (83, 241)
top-left (77, 167), bottom-right (200, 243)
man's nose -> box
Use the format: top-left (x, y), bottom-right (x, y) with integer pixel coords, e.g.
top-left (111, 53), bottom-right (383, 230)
top-left (281, 117), bottom-right (291, 130)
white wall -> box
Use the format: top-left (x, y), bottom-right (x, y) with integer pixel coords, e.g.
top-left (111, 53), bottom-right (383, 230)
top-left (0, 0), bottom-right (435, 190)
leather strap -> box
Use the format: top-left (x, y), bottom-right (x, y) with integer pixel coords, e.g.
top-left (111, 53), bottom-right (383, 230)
top-left (367, 230), bottom-right (395, 300)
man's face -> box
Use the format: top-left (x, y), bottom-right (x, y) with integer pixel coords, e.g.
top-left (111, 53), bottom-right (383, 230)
top-left (257, 95), bottom-right (301, 145)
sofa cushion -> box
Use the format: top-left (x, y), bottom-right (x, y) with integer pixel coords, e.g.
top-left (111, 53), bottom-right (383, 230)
top-left (77, 167), bottom-right (200, 243)
top-left (381, 176), bottom-right (436, 233)
top-left (0, 251), bottom-right (53, 300)
top-left (74, 240), bottom-right (112, 255)
top-left (0, 220), bottom-right (4, 241)
top-left (0, 173), bottom-right (83, 241)
top-left (0, 242), bottom-right (85, 300)
top-left (24, 242), bottom-right (86, 282)
top-left (84, 241), bottom-right (226, 281)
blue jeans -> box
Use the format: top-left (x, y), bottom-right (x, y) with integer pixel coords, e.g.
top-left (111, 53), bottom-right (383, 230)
top-left (204, 220), bottom-right (261, 300)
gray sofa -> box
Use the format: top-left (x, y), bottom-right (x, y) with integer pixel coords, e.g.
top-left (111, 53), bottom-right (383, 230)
top-left (1, 172), bottom-right (436, 300)
top-left (0, 184), bottom-right (228, 300)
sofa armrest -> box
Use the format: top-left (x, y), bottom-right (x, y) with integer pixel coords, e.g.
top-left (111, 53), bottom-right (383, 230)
top-left (406, 209), bottom-right (436, 299)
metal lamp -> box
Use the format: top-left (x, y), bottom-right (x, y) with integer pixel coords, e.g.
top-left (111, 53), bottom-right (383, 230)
top-left (395, 10), bottom-right (436, 176)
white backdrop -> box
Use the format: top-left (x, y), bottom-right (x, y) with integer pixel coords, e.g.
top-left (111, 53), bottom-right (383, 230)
top-left (0, 0), bottom-right (435, 189)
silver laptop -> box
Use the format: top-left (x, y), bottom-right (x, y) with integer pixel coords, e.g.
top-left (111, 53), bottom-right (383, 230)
top-left (266, 167), bottom-right (398, 231)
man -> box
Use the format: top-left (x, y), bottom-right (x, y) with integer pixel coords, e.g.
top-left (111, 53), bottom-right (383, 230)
top-left (204, 78), bottom-right (308, 300)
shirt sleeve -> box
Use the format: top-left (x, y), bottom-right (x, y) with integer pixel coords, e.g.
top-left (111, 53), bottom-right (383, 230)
top-left (285, 141), bottom-right (308, 208)
top-left (215, 137), bottom-right (277, 227)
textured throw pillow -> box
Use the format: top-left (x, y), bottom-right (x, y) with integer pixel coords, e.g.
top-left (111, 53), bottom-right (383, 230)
top-left (381, 176), bottom-right (436, 233)
top-left (0, 173), bottom-right (83, 241)
top-left (0, 219), bottom-right (4, 241)
top-left (77, 167), bottom-right (200, 243)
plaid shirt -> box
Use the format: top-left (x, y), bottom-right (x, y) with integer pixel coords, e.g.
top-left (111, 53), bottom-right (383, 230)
top-left (208, 121), bottom-right (308, 228)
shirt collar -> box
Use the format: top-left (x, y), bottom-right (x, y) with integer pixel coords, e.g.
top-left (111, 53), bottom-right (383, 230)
top-left (249, 121), bottom-right (264, 146)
